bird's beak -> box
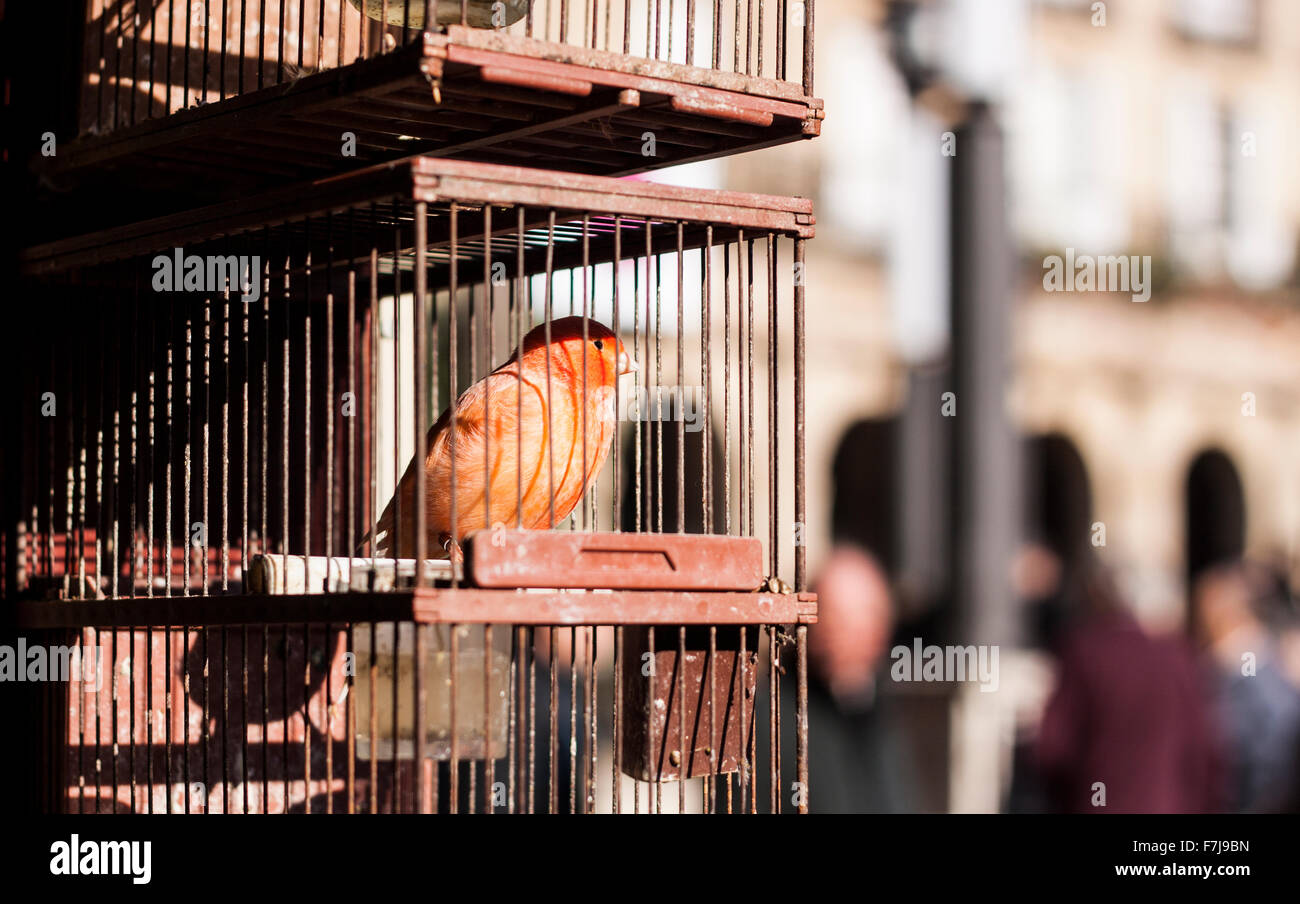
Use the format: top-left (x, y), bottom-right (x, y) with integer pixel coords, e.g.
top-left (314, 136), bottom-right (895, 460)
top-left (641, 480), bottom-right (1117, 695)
top-left (618, 349), bottom-right (638, 375)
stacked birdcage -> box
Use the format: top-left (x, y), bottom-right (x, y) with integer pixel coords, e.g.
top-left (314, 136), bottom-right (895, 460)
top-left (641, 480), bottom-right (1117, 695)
top-left (5, 1), bottom-right (818, 814)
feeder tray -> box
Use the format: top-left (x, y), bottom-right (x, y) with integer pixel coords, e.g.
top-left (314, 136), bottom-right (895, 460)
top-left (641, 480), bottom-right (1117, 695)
top-left (620, 625), bottom-right (760, 782)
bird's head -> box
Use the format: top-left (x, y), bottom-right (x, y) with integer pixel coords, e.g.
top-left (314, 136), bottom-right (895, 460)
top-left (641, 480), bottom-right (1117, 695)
top-left (520, 317), bottom-right (638, 386)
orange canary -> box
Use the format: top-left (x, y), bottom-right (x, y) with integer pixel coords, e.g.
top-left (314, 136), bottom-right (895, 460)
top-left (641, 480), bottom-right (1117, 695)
top-left (371, 316), bottom-right (636, 559)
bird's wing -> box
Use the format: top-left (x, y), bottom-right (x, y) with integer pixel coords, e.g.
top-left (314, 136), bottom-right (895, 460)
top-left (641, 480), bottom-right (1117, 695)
top-left (435, 365), bottom-right (551, 536)
top-left (541, 372), bottom-right (618, 528)
top-left (370, 365), bottom-right (551, 556)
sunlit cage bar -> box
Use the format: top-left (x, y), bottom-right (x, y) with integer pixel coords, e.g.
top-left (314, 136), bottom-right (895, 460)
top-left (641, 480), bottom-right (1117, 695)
top-left (26, 0), bottom-right (819, 219)
top-left (6, 158), bottom-right (815, 813)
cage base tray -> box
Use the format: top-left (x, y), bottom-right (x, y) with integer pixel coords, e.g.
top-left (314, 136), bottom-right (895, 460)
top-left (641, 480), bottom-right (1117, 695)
top-left (13, 588), bottom-right (817, 628)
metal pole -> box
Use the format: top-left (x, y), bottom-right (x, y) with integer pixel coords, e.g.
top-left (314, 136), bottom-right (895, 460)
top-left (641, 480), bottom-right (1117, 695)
top-left (951, 102), bottom-right (1020, 649)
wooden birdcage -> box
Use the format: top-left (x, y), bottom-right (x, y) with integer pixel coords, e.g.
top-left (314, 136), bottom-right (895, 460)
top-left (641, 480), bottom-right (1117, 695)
top-left (6, 158), bottom-right (815, 813)
top-left (21, 0), bottom-right (819, 237)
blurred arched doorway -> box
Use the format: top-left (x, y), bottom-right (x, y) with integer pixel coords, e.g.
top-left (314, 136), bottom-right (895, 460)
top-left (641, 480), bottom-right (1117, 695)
top-left (1024, 433), bottom-right (1093, 567)
top-left (1185, 448), bottom-right (1245, 583)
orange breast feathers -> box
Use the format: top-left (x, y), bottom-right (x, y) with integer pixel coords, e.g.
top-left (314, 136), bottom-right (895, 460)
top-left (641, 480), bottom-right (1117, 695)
top-left (371, 316), bottom-right (636, 558)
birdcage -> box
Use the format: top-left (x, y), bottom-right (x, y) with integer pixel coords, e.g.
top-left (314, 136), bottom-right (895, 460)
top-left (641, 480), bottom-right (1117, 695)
top-left (8, 158), bottom-right (815, 813)
top-left (29, 0), bottom-right (818, 221)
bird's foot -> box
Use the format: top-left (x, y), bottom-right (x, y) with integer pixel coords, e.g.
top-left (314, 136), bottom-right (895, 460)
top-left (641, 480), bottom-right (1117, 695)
top-left (441, 535), bottom-right (464, 565)
top-left (761, 575), bottom-right (793, 594)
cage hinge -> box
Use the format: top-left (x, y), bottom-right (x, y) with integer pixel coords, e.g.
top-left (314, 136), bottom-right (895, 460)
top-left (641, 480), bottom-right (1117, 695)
top-left (424, 72), bottom-right (443, 105)
top-left (795, 591), bottom-right (819, 625)
top-left (419, 51), bottom-right (445, 104)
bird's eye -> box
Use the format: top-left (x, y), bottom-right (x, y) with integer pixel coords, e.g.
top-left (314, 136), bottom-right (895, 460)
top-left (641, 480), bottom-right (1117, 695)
top-left (593, 339), bottom-right (604, 350)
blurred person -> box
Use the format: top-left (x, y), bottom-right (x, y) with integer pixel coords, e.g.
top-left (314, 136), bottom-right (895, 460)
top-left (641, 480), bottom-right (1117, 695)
top-left (1014, 537), bottom-right (1069, 652)
top-left (1241, 559), bottom-right (1300, 692)
top-left (781, 543), bottom-right (918, 813)
top-left (1191, 562), bottom-right (1300, 813)
top-left (1035, 560), bottom-right (1223, 813)
top-left (1006, 538), bottom-right (1068, 813)
top-left (1280, 623), bottom-right (1300, 701)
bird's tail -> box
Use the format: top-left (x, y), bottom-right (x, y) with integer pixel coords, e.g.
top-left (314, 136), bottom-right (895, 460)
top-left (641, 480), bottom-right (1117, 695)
top-left (356, 473), bottom-right (450, 652)
top-left (355, 501), bottom-right (394, 558)
top-left (356, 454), bottom-right (417, 559)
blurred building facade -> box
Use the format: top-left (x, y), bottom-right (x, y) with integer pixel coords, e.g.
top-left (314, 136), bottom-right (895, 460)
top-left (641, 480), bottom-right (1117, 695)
top-left (681, 0), bottom-right (1300, 810)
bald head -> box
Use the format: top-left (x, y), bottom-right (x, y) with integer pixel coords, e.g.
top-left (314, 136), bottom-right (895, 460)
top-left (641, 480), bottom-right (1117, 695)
top-left (1192, 562), bottom-right (1256, 646)
top-left (809, 545), bottom-right (895, 699)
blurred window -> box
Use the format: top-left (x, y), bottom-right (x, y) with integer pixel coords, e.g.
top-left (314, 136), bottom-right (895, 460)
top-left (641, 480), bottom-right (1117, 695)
top-left (1224, 99), bottom-right (1296, 289)
top-left (1034, 0), bottom-right (1092, 10)
top-left (1165, 81), bottom-right (1227, 280)
top-left (1010, 63), bottom-right (1128, 253)
top-left (1171, 0), bottom-right (1258, 46)
top-left (818, 20), bottom-right (907, 252)
top-left (1166, 86), bottom-right (1295, 288)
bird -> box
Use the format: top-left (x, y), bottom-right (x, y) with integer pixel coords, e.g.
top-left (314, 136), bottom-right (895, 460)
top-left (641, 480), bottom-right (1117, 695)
top-left (369, 316), bottom-right (636, 561)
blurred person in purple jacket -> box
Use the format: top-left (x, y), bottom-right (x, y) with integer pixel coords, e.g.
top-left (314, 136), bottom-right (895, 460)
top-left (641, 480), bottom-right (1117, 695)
top-left (1036, 561), bottom-right (1224, 813)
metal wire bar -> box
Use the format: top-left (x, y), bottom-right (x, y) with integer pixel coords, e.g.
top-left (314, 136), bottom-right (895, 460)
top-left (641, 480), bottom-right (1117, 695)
top-left (346, 211), bottom-right (358, 815)
top-left (544, 211), bottom-right (557, 531)
top-left (202, 297), bottom-right (212, 811)
top-left (569, 627), bottom-right (577, 813)
top-left (586, 627), bottom-right (596, 814)
top-left (738, 624), bottom-right (747, 813)
top-left (129, 285), bottom-right (139, 812)
top-left (528, 626), bottom-right (536, 814)
top-left (612, 624), bottom-right (622, 813)
top-left (794, 236), bottom-right (806, 592)
top-left (221, 293), bottom-right (231, 813)
top-left (803, 0), bottom-right (815, 94)
top-left (768, 234), bottom-right (778, 580)
top-left (485, 622), bottom-right (495, 813)
top-left (707, 624), bottom-right (716, 812)
top-left (677, 625), bottom-right (685, 812)
top-left (746, 238), bottom-right (755, 540)
top-left (301, 227), bottom-right (314, 807)
top-left (258, 0), bottom-right (267, 89)
top-left (611, 218), bottom-right (622, 534)
top-left (548, 626), bottom-right (558, 812)
top-left (241, 260), bottom-right (252, 812)
top-left (165, 305), bottom-right (174, 810)
top-left (325, 217), bottom-right (336, 814)
top-left (418, 201), bottom-right (431, 811)
top-left (261, 252), bottom-right (272, 813)
top-left (281, 237), bottom-right (292, 814)
top-left (653, 244), bottom-right (663, 537)
top-left (114, 0), bottom-right (124, 129)
top-left (634, 229), bottom-right (643, 536)
top-left (795, 624), bottom-right (808, 813)
top-left (77, 319), bottom-right (89, 813)
top-left (769, 624), bottom-right (778, 813)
